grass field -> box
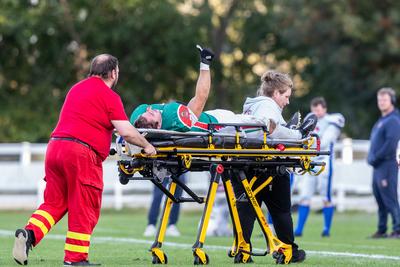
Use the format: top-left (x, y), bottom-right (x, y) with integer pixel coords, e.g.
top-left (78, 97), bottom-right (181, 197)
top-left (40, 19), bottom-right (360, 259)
top-left (1, 209), bottom-right (399, 266)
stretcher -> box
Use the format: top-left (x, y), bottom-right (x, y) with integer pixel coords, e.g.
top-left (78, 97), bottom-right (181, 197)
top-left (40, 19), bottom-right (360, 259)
top-left (112, 123), bottom-right (329, 265)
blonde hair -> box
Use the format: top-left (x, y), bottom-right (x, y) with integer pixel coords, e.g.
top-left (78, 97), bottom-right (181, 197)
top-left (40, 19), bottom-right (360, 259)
top-left (256, 70), bottom-right (293, 97)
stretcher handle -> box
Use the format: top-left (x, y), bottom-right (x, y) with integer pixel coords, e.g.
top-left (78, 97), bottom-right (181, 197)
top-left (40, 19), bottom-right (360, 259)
top-left (310, 133), bottom-right (321, 150)
top-left (208, 122), bottom-right (269, 132)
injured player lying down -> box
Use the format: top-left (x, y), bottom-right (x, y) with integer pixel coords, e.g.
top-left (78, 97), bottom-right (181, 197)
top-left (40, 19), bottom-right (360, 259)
top-left (131, 103), bottom-right (316, 140)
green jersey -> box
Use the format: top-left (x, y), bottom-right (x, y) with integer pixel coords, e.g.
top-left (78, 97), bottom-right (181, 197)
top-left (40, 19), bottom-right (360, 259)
top-left (191, 112), bottom-right (218, 132)
top-left (130, 102), bottom-right (196, 132)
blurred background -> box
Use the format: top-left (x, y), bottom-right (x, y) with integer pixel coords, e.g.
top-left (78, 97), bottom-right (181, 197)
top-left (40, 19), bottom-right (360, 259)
top-left (0, 0), bottom-right (400, 210)
top-left (1, 0), bottom-right (400, 142)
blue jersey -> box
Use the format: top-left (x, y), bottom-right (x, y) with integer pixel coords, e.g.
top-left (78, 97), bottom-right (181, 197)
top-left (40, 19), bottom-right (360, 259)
top-left (367, 109), bottom-right (400, 167)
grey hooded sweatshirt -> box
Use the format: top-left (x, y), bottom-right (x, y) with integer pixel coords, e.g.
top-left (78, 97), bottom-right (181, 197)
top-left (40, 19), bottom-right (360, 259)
top-left (243, 96), bottom-right (302, 140)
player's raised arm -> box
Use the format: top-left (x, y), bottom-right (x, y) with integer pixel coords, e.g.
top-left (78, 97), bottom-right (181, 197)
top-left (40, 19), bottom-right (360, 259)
top-left (187, 45), bottom-right (214, 118)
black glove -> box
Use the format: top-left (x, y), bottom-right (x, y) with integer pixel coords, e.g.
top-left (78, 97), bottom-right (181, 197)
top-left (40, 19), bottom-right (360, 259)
top-left (298, 113), bottom-right (317, 137)
top-left (196, 44), bottom-right (214, 65)
top-left (286, 111), bottom-right (301, 129)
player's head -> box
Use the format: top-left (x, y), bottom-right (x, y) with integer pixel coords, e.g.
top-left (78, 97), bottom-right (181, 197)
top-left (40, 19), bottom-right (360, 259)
top-left (310, 97), bottom-right (327, 119)
top-left (377, 87), bottom-right (396, 113)
top-left (134, 107), bottom-right (162, 129)
top-left (89, 54), bottom-right (119, 89)
top-left (257, 70), bottom-right (293, 109)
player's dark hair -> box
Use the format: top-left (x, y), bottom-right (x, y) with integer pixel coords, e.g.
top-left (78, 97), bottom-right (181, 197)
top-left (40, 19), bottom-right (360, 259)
top-left (134, 115), bottom-right (159, 129)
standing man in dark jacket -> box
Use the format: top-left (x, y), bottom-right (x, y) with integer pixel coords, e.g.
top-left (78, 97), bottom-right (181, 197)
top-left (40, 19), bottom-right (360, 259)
top-left (367, 87), bottom-right (400, 238)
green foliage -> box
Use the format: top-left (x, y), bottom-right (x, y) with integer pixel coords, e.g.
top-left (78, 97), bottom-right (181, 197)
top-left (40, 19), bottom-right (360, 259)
top-left (1, 0), bottom-right (400, 141)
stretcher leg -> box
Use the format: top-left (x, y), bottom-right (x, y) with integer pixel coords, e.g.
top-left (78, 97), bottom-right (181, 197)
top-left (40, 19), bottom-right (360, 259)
top-left (150, 179), bottom-right (177, 264)
top-left (192, 164), bottom-right (223, 265)
top-left (221, 171), bottom-right (252, 263)
top-left (237, 170), bottom-right (293, 264)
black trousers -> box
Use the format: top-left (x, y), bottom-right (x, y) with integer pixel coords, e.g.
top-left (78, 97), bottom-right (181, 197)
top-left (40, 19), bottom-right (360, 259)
top-left (231, 169), bottom-right (298, 251)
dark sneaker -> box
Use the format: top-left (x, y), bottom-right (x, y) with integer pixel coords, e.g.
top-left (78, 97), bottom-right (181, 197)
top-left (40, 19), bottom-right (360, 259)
top-left (388, 231), bottom-right (400, 238)
top-left (63, 261), bottom-right (101, 266)
top-left (294, 230), bottom-right (302, 237)
top-left (13, 229), bottom-right (34, 265)
top-left (273, 249), bottom-right (306, 264)
top-left (369, 231), bottom-right (388, 239)
top-left (286, 111), bottom-right (301, 129)
top-left (321, 230), bottom-right (330, 237)
top-left (291, 249), bottom-right (306, 263)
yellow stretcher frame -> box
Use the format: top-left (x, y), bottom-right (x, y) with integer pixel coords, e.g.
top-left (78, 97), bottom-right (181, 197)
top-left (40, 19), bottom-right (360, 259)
top-left (114, 127), bottom-right (328, 265)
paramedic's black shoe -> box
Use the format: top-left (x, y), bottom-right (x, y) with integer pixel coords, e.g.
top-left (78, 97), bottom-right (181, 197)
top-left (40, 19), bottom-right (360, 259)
top-left (273, 249), bottom-right (306, 264)
top-left (63, 261), bottom-right (101, 266)
top-left (369, 231), bottom-right (387, 239)
top-left (13, 228), bottom-right (34, 265)
top-left (389, 231), bottom-right (400, 238)
top-left (291, 249), bottom-right (306, 263)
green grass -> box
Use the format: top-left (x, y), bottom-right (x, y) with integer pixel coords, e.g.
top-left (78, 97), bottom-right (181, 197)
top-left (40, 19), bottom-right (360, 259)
top-left (1, 209), bottom-right (399, 266)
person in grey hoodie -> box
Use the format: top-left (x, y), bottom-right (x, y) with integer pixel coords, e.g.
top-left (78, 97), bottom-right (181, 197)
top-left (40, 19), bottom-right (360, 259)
top-left (243, 71), bottom-right (314, 140)
top-left (233, 70), bottom-right (315, 264)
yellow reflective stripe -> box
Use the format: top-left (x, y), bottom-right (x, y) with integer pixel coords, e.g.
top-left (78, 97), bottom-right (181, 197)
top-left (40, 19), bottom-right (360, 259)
top-left (64, 243), bottom-right (89, 253)
top-left (66, 231), bottom-right (91, 241)
top-left (28, 217), bottom-right (49, 235)
top-left (34, 210), bottom-right (55, 226)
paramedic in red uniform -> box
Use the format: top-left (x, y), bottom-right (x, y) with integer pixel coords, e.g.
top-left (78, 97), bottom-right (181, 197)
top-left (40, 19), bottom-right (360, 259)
top-left (12, 54), bottom-right (156, 266)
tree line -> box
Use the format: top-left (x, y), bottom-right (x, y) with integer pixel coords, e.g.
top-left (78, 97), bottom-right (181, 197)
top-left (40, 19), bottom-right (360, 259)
top-left (1, 0), bottom-right (399, 142)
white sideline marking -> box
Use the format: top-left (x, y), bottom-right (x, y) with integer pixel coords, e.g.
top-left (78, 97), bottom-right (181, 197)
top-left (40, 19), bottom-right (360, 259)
top-left (1, 229), bottom-right (400, 261)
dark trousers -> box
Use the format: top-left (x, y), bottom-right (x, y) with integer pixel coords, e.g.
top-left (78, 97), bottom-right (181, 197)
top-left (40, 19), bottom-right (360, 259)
top-left (232, 170), bottom-right (298, 251)
top-left (147, 173), bottom-right (186, 226)
top-left (372, 161), bottom-right (400, 233)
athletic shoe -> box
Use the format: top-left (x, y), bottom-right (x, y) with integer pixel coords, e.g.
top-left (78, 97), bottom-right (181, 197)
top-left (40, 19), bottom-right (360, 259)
top-left (166, 224), bottom-right (181, 237)
top-left (321, 230), bottom-right (330, 237)
top-left (294, 232), bottom-right (303, 237)
top-left (273, 249), bottom-right (306, 264)
top-left (369, 231), bottom-right (388, 239)
top-left (286, 111), bottom-right (301, 129)
top-left (13, 228), bottom-right (34, 265)
top-left (143, 224), bottom-right (156, 237)
top-left (294, 230), bottom-right (302, 237)
top-left (63, 260), bottom-right (101, 266)
top-left (291, 249), bottom-right (306, 263)
top-left (388, 231), bottom-right (400, 238)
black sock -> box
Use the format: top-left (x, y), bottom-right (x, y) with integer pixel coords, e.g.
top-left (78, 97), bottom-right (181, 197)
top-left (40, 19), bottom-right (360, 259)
top-left (27, 229), bottom-right (36, 245)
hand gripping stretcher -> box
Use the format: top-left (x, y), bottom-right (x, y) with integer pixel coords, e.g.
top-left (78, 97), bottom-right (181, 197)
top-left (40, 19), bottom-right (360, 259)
top-left (111, 123), bottom-right (329, 265)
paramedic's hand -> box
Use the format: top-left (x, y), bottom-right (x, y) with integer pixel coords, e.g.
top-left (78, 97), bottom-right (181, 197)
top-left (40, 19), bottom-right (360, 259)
top-left (196, 44), bottom-right (215, 66)
top-left (299, 113), bottom-right (318, 138)
top-left (143, 144), bottom-right (157, 156)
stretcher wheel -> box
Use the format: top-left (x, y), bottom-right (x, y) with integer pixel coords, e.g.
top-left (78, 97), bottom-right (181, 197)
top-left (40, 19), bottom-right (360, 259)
top-left (193, 253), bottom-right (209, 265)
top-left (227, 249), bottom-right (235, 258)
top-left (272, 251), bottom-right (286, 264)
top-left (119, 172), bottom-right (130, 185)
top-left (152, 252), bottom-right (168, 264)
top-left (233, 252), bottom-right (253, 264)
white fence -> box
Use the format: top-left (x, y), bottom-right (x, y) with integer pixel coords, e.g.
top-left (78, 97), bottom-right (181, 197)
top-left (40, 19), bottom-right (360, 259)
top-left (0, 139), bottom-right (394, 212)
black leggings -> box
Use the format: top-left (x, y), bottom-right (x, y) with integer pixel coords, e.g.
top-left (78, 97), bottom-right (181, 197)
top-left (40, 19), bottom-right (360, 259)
top-left (231, 170), bottom-right (298, 250)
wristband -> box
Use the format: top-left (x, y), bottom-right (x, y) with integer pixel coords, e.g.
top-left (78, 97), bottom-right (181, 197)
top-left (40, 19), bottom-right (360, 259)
top-left (200, 62), bottom-right (210, 70)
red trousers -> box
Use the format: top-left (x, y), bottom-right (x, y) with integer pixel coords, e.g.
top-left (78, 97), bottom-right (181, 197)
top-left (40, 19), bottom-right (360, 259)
top-left (25, 139), bottom-right (103, 262)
